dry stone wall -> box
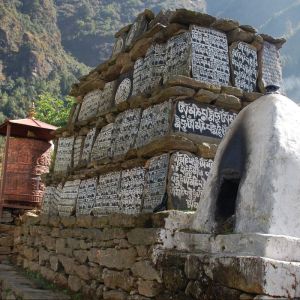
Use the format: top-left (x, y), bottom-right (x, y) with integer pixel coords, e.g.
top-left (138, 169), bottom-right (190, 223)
top-left (45, 8), bottom-right (284, 218)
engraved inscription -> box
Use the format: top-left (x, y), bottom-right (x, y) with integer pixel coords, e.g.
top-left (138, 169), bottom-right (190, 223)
top-left (164, 32), bottom-right (191, 83)
top-left (135, 101), bottom-right (171, 148)
top-left (115, 77), bottom-right (132, 105)
top-left (191, 25), bottom-right (230, 85)
top-left (261, 41), bottom-right (282, 88)
top-left (94, 171), bottom-right (121, 215)
top-left (58, 180), bottom-right (81, 216)
top-left (112, 36), bottom-right (124, 56)
top-left (230, 42), bottom-right (258, 92)
top-left (42, 186), bottom-right (55, 215)
top-left (143, 154), bottom-right (169, 212)
top-left (169, 152), bottom-right (213, 210)
top-left (119, 167), bottom-right (145, 214)
top-left (173, 101), bottom-right (236, 139)
top-left (111, 109), bottom-right (141, 157)
top-left (78, 90), bottom-right (101, 122)
top-left (81, 128), bottom-right (97, 163)
top-left (91, 123), bottom-right (114, 161)
top-left (54, 137), bottom-right (74, 173)
top-left (76, 178), bottom-right (97, 215)
top-left (73, 136), bottom-right (84, 167)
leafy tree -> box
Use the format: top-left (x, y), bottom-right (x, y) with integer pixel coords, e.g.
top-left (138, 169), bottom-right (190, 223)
top-left (35, 92), bottom-right (74, 127)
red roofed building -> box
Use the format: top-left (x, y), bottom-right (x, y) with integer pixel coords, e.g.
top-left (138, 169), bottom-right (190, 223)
top-left (0, 105), bottom-right (57, 212)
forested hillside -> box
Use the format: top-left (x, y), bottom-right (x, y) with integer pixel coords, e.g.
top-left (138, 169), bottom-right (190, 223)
top-left (0, 0), bottom-right (299, 124)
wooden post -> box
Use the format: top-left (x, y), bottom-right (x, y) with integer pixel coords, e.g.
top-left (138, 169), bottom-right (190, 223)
top-left (0, 123), bottom-right (11, 219)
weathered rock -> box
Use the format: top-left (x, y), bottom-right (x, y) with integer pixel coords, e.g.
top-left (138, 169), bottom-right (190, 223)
top-left (211, 18), bottom-right (239, 32)
top-left (260, 34), bottom-right (286, 49)
top-left (151, 86), bottom-right (195, 104)
top-left (194, 89), bottom-right (218, 103)
top-left (166, 75), bottom-right (221, 93)
top-left (38, 248), bottom-right (50, 266)
top-left (68, 275), bottom-right (82, 292)
top-left (240, 24), bottom-right (257, 33)
top-left (197, 143), bottom-right (218, 159)
top-left (185, 255), bottom-right (201, 280)
top-left (221, 86), bottom-right (243, 98)
top-left (127, 228), bottom-right (162, 245)
top-left (76, 215), bottom-right (93, 228)
top-left (129, 38), bottom-right (152, 61)
top-left (58, 255), bottom-right (75, 275)
top-left (185, 280), bottom-right (203, 299)
top-left (243, 92), bottom-right (263, 102)
top-left (60, 216), bottom-right (76, 228)
top-left (49, 255), bottom-right (59, 272)
top-left (73, 264), bottom-right (90, 281)
top-left (163, 266), bottom-right (188, 291)
top-left (169, 9), bottom-right (216, 27)
top-left (103, 290), bottom-right (128, 300)
top-left (98, 248), bottom-right (137, 270)
top-left (131, 260), bottom-right (161, 282)
top-left (103, 269), bottom-right (135, 292)
top-left (89, 266), bottom-right (103, 281)
top-left (73, 250), bottom-right (88, 264)
top-left (215, 94), bottom-right (242, 111)
top-left (138, 279), bottom-right (162, 297)
top-left (227, 28), bottom-right (255, 44)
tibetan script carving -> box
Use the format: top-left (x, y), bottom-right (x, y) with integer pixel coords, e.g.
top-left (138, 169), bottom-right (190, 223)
top-left (111, 109), bottom-right (141, 157)
top-left (135, 101), bottom-right (171, 148)
top-left (112, 36), bottom-right (125, 57)
top-left (173, 101), bottom-right (236, 139)
top-left (76, 178), bottom-right (97, 215)
top-left (143, 154), bottom-right (169, 212)
top-left (94, 171), bottom-right (121, 215)
top-left (91, 123), bottom-right (114, 162)
top-left (42, 186), bottom-right (55, 215)
top-left (230, 42), bottom-right (258, 92)
top-left (164, 32), bottom-right (191, 83)
top-left (58, 180), bottom-right (80, 216)
top-left (261, 41), bottom-right (282, 88)
top-left (78, 90), bottom-right (101, 122)
top-left (73, 136), bottom-right (84, 167)
top-left (191, 25), bottom-right (230, 85)
top-left (81, 128), bottom-right (97, 163)
top-left (125, 15), bottom-right (148, 47)
top-left (119, 167), bottom-right (145, 214)
top-left (132, 58), bottom-right (145, 96)
top-left (54, 136), bottom-right (74, 173)
top-left (168, 152), bottom-right (213, 210)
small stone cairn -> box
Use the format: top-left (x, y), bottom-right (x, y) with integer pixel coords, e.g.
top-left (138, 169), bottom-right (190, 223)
top-left (41, 9), bottom-right (284, 217)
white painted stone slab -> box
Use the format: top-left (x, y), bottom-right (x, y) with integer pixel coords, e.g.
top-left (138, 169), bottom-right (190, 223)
top-left (73, 136), bottom-right (84, 167)
top-left (81, 127), bottom-right (97, 163)
top-left (54, 137), bottom-right (74, 173)
top-left (76, 178), bottom-right (97, 215)
top-left (91, 123), bottom-right (114, 162)
top-left (78, 89), bottom-right (101, 122)
top-left (58, 180), bottom-right (80, 216)
top-left (98, 81), bottom-right (115, 115)
top-left (119, 167), bottom-right (145, 214)
top-left (41, 186), bottom-right (55, 215)
top-left (94, 171), bottom-right (121, 215)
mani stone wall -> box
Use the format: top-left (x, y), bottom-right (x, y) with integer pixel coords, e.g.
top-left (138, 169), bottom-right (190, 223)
top-left (42, 8), bottom-right (284, 217)
top-left (14, 213), bottom-right (279, 300)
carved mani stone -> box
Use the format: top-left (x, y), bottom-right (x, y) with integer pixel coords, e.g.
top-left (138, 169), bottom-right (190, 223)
top-left (42, 185), bottom-right (55, 215)
top-left (78, 89), bottom-right (101, 122)
top-left (164, 32), bottom-right (191, 83)
top-left (58, 180), bottom-right (81, 216)
top-left (54, 136), bottom-right (74, 174)
top-left (50, 183), bottom-right (62, 216)
top-left (132, 43), bottom-right (166, 95)
top-left (143, 154), bottom-right (169, 212)
top-left (125, 14), bottom-right (149, 48)
top-left (111, 108), bottom-right (141, 157)
top-left (91, 123), bottom-right (114, 162)
top-left (81, 127), bottom-right (97, 163)
top-left (114, 72), bottom-right (133, 105)
top-left (190, 25), bottom-right (230, 86)
top-left (94, 171), bottom-right (122, 215)
top-left (135, 100), bottom-right (172, 148)
top-left (98, 81), bottom-right (116, 115)
top-left (112, 35), bottom-right (126, 57)
top-left (259, 41), bottom-right (282, 91)
top-left (173, 100), bottom-right (237, 140)
top-left (71, 103), bottom-right (81, 124)
top-left (118, 167), bottom-right (145, 214)
top-left (73, 136), bottom-right (85, 168)
top-left (230, 42), bottom-right (258, 92)
top-left (76, 177), bottom-right (97, 215)
top-left (168, 152), bottom-right (213, 210)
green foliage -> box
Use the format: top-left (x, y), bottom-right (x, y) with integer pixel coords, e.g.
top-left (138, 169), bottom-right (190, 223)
top-left (35, 93), bottom-right (74, 127)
